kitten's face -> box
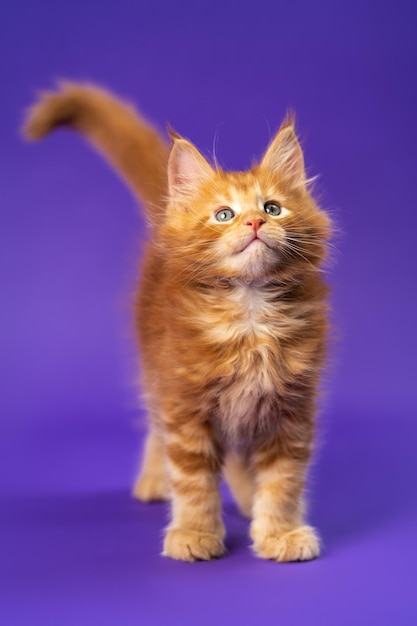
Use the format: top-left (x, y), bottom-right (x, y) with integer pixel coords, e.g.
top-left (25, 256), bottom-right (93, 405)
top-left (162, 121), bottom-right (330, 283)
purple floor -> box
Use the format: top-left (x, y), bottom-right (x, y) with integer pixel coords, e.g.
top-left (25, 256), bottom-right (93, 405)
top-left (2, 411), bottom-right (417, 625)
top-left (2, 0), bottom-right (417, 623)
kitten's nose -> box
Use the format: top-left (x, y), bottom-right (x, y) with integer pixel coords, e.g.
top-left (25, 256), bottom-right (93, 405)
top-left (244, 216), bottom-right (265, 232)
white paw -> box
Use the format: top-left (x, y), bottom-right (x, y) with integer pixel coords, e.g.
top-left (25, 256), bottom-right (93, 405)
top-left (253, 525), bottom-right (320, 562)
top-left (163, 528), bottom-right (226, 562)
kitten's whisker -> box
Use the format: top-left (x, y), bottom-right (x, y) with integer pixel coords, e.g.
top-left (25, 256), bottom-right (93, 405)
top-left (281, 241), bottom-right (317, 268)
top-left (284, 241), bottom-right (325, 260)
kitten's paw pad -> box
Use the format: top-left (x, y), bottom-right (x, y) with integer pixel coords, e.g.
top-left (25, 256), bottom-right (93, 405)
top-left (163, 528), bottom-right (226, 562)
top-left (253, 525), bottom-right (320, 562)
top-left (132, 474), bottom-right (170, 502)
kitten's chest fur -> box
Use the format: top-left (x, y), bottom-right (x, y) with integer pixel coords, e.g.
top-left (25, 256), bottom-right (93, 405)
top-left (198, 281), bottom-right (303, 443)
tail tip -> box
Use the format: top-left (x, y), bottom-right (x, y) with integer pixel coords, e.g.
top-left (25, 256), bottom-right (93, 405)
top-left (22, 102), bottom-right (50, 141)
top-left (21, 84), bottom-right (78, 142)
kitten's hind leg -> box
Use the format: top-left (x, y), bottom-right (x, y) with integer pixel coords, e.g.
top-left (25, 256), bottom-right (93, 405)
top-left (223, 454), bottom-right (255, 518)
top-left (133, 428), bottom-right (170, 502)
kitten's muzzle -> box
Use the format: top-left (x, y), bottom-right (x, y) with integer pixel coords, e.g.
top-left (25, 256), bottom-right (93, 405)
top-left (237, 233), bottom-right (271, 253)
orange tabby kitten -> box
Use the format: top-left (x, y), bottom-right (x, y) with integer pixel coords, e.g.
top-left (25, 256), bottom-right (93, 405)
top-left (24, 84), bottom-right (331, 562)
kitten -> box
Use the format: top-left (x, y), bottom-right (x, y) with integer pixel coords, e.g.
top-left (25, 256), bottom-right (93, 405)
top-left (24, 83), bottom-right (331, 562)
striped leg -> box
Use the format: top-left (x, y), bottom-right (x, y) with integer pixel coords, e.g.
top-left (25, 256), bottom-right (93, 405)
top-left (250, 425), bottom-right (319, 562)
top-left (163, 422), bottom-right (226, 562)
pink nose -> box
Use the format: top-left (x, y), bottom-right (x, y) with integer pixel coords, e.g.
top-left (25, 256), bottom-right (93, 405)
top-left (244, 216), bottom-right (265, 232)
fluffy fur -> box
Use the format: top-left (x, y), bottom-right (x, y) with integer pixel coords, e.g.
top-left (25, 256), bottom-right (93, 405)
top-left (24, 83), bottom-right (331, 562)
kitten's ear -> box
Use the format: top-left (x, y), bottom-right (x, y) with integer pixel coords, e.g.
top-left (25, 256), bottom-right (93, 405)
top-left (260, 116), bottom-right (306, 187)
top-left (167, 136), bottom-right (214, 197)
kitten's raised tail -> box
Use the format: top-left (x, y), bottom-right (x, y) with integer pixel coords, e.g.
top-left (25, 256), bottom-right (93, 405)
top-left (23, 82), bottom-right (170, 227)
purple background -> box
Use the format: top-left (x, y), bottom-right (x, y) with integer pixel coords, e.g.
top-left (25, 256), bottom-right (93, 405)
top-left (1, 0), bottom-right (417, 623)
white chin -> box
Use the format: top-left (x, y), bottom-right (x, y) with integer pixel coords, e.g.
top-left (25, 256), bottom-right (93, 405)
top-left (228, 244), bottom-right (275, 279)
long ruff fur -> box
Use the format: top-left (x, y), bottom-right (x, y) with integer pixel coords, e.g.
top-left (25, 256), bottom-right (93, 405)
top-left (24, 83), bottom-right (331, 562)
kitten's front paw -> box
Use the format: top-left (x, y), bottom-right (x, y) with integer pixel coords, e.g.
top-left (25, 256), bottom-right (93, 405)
top-left (132, 473), bottom-right (170, 502)
top-left (163, 528), bottom-right (226, 562)
top-left (253, 525), bottom-right (320, 562)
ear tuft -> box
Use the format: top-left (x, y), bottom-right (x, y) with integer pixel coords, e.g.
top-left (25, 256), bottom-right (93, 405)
top-left (280, 110), bottom-right (297, 130)
top-left (167, 124), bottom-right (183, 144)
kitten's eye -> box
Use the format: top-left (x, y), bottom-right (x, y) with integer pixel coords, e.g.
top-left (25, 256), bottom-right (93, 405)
top-left (264, 201), bottom-right (282, 216)
top-left (215, 208), bottom-right (235, 222)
